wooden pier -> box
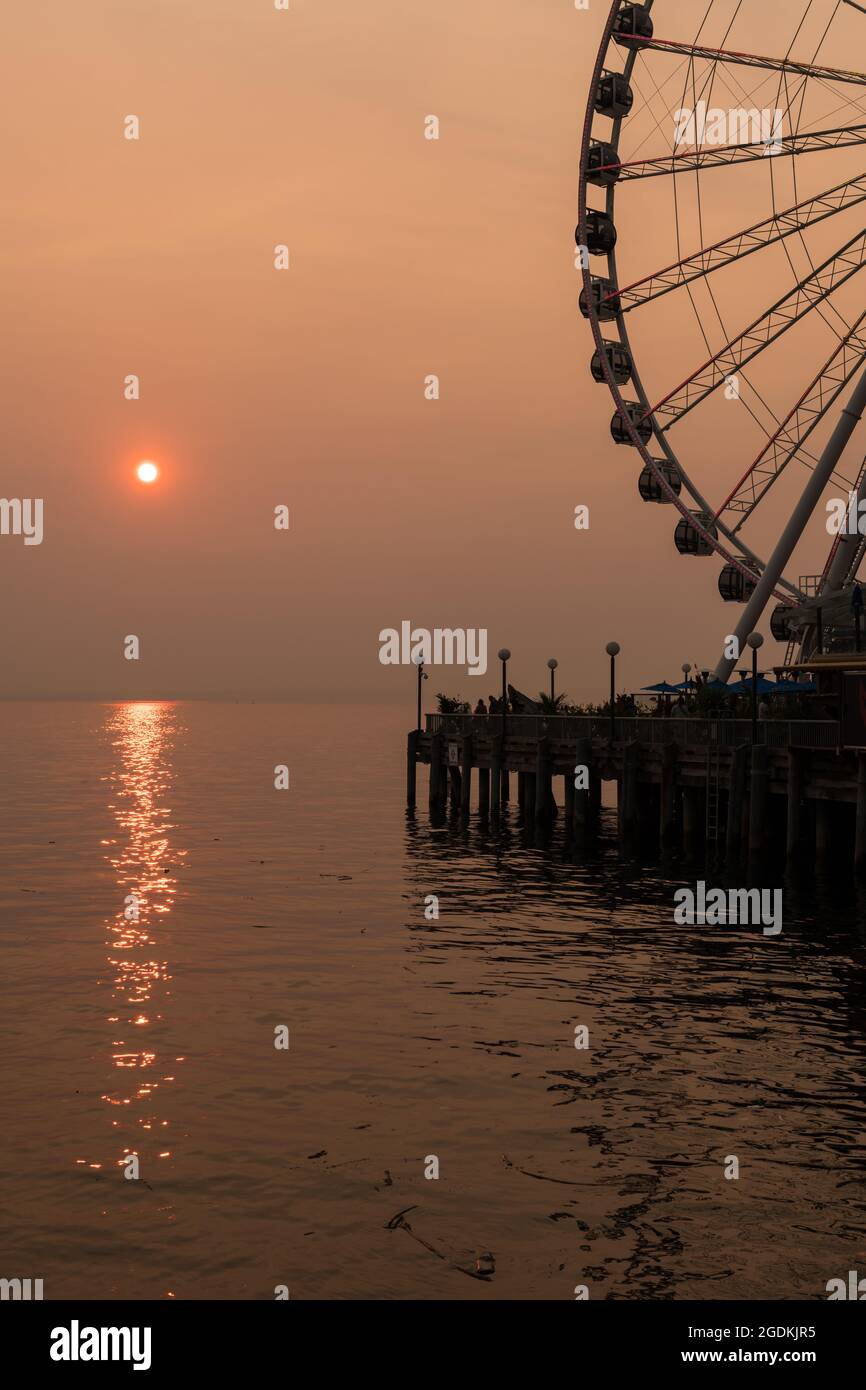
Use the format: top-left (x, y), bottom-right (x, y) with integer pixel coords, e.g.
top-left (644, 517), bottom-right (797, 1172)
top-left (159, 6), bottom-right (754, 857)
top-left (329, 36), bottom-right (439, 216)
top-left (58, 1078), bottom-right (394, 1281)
top-left (407, 713), bottom-right (866, 871)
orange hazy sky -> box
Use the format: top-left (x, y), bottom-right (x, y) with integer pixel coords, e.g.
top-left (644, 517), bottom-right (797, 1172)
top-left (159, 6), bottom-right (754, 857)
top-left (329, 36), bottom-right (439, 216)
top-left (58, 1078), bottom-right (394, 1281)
top-left (2, 1), bottom-right (865, 703)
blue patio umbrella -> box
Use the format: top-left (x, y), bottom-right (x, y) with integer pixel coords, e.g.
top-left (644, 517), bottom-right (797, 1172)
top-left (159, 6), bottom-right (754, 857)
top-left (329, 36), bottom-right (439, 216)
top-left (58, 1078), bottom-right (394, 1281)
top-left (770, 679), bottom-right (816, 693)
top-left (732, 675), bottom-right (778, 695)
top-left (700, 678), bottom-right (732, 693)
top-left (640, 681), bottom-right (681, 693)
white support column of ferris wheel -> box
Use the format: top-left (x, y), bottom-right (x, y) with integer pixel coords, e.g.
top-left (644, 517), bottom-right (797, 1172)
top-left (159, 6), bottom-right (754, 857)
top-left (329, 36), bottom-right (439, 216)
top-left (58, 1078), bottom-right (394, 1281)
top-left (715, 361), bottom-right (866, 682)
top-left (822, 460), bottom-right (866, 592)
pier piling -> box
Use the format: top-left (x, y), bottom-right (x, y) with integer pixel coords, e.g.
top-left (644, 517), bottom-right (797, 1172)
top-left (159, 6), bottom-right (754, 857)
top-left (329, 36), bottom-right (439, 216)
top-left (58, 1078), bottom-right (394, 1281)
top-left (564, 771), bottom-right (575, 830)
top-left (786, 749), bottom-right (804, 859)
top-left (574, 737), bottom-right (593, 844)
top-left (406, 730), bottom-right (418, 807)
top-left (448, 765), bottom-right (462, 812)
top-left (816, 799), bottom-right (833, 858)
top-left (620, 741), bottom-right (639, 841)
top-left (748, 743), bottom-right (770, 858)
top-left (726, 744), bottom-right (747, 859)
top-left (535, 736), bottom-right (552, 830)
top-left (478, 766), bottom-right (490, 817)
top-left (590, 765), bottom-right (602, 830)
top-left (461, 734), bottom-right (473, 817)
top-left (524, 770), bottom-right (537, 823)
top-left (429, 733), bottom-right (443, 813)
top-left (660, 742), bottom-right (677, 849)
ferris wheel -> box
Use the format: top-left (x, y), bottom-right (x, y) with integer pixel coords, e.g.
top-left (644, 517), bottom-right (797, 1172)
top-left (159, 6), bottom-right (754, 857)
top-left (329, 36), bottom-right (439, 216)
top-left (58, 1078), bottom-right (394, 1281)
top-left (577, 0), bottom-right (866, 676)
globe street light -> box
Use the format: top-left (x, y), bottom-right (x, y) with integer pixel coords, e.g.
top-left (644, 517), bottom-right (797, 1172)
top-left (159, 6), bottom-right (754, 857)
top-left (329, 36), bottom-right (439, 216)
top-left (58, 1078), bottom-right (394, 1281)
top-left (547, 657), bottom-right (558, 703)
top-left (747, 632), bottom-right (764, 743)
top-left (497, 648), bottom-right (511, 737)
top-left (678, 663), bottom-right (691, 716)
top-left (606, 641), bottom-right (620, 740)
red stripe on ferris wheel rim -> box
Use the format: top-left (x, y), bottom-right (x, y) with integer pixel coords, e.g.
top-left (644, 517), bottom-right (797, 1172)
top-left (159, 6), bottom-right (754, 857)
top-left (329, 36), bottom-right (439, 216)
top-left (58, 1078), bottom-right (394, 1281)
top-left (616, 34), bottom-right (866, 85)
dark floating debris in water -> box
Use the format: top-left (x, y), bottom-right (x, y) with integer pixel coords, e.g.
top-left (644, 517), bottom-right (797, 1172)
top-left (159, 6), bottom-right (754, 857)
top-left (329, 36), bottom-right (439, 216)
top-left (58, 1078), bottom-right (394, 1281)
top-left (549, 1213), bottom-right (590, 1229)
top-left (502, 1153), bottom-right (592, 1187)
top-left (386, 1205), bottom-right (417, 1230)
top-left (386, 1208), bottom-right (495, 1280)
top-left (307, 1150), bottom-right (327, 1160)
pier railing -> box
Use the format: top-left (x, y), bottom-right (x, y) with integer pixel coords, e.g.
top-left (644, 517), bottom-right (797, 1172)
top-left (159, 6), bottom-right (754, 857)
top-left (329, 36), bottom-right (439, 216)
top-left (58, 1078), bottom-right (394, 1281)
top-left (424, 713), bottom-right (840, 749)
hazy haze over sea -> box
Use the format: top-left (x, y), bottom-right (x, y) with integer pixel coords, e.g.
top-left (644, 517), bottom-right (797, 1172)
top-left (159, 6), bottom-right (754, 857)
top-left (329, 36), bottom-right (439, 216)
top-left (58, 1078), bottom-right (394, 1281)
top-left (2, 701), bottom-right (865, 1300)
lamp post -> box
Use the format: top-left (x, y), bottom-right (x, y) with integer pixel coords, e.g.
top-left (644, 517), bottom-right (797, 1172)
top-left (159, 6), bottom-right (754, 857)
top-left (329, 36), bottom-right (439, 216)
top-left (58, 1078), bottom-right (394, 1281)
top-left (547, 658), bottom-right (558, 703)
top-left (412, 653), bottom-right (428, 732)
top-left (747, 632), bottom-right (764, 743)
top-left (606, 642), bottom-right (620, 740)
top-left (679, 663), bottom-right (691, 716)
top-left (497, 648), bottom-right (511, 739)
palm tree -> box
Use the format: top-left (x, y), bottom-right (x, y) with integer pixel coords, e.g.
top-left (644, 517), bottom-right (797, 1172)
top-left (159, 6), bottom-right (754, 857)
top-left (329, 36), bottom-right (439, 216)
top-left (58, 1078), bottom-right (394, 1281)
top-left (538, 691), bottom-right (568, 715)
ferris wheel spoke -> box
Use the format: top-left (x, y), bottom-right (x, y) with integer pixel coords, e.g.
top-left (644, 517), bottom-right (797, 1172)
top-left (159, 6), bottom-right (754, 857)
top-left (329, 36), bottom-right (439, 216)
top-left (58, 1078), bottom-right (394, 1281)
top-left (599, 123), bottom-right (866, 182)
top-left (645, 229), bottom-right (866, 428)
top-left (713, 314), bottom-right (866, 524)
top-left (612, 175), bottom-right (866, 312)
top-left (612, 34), bottom-right (866, 89)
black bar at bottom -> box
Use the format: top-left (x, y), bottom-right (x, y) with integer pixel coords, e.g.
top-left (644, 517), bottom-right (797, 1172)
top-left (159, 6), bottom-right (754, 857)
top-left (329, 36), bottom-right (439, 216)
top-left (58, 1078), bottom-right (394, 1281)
top-left (4, 1297), bottom-right (863, 1375)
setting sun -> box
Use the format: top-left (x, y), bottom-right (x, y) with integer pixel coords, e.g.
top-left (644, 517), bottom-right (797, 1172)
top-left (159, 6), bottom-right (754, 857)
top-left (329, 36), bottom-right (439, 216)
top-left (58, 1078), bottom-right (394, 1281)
top-left (136, 462), bottom-right (159, 484)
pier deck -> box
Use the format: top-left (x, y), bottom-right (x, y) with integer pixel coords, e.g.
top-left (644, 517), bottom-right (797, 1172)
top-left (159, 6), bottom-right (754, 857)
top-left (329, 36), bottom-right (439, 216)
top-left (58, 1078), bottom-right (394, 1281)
top-left (406, 713), bottom-right (866, 869)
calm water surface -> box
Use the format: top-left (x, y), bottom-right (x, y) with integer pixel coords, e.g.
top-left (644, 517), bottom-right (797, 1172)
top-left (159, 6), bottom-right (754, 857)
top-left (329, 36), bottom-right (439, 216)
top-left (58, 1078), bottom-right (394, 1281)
top-left (2, 702), bottom-right (865, 1300)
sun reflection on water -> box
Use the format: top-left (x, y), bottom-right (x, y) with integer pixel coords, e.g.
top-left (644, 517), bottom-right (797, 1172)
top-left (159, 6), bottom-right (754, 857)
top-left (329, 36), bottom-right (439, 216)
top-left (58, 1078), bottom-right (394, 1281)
top-left (88, 703), bottom-right (187, 1173)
